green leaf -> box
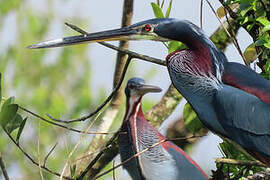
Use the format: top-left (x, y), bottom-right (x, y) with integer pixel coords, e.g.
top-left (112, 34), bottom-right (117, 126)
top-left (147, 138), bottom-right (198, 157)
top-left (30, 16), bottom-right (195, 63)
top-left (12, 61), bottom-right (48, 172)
top-left (256, 17), bottom-right (270, 26)
top-left (0, 104), bottom-right (18, 129)
top-left (263, 25), bottom-right (270, 32)
top-left (165, 0), bottom-right (172, 18)
top-left (168, 41), bottom-right (186, 54)
top-left (239, 4), bottom-right (252, 16)
top-left (16, 117), bottom-right (27, 143)
top-left (183, 103), bottom-right (203, 133)
top-left (255, 39), bottom-right (266, 46)
top-left (243, 43), bottom-right (257, 65)
top-left (6, 113), bottom-right (23, 134)
top-left (2, 97), bottom-right (15, 110)
top-left (151, 2), bottom-right (164, 18)
top-left (264, 42), bottom-right (270, 49)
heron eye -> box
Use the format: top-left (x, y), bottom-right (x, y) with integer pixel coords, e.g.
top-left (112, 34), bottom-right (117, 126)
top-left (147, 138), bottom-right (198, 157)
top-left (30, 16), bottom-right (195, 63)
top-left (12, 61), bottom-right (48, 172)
top-left (129, 84), bottom-right (135, 89)
top-left (144, 24), bottom-right (152, 32)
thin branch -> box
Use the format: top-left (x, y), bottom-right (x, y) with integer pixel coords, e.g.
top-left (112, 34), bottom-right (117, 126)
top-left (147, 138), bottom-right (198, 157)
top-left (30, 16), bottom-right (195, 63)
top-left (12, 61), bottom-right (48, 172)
top-left (60, 109), bottom-right (105, 179)
top-left (200, 0), bottom-right (203, 29)
top-left (205, 0), bottom-right (246, 65)
top-left (94, 135), bottom-right (203, 179)
top-left (46, 54), bottom-right (132, 123)
top-left (112, 160), bottom-right (116, 180)
top-left (215, 158), bottom-right (267, 167)
top-left (224, 8), bottom-right (247, 66)
top-left (73, 145), bottom-right (113, 163)
top-left (46, 22), bottom-right (133, 123)
top-left (112, 0), bottom-right (134, 108)
top-left (0, 152), bottom-right (9, 180)
top-left (3, 129), bottom-right (72, 180)
top-left (232, 166), bottom-right (248, 180)
top-left (37, 122), bottom-right (44, 180)
top-left (65, 22), bottom-right (166, 66)
top-left (145, 84), bottom-right (182, 127)
top-left (77, 131), bottom-right (120, 180)
top-left (43, 143), bottom-right (58, 167)
top-left (18, 106), bottom-right (115, 135)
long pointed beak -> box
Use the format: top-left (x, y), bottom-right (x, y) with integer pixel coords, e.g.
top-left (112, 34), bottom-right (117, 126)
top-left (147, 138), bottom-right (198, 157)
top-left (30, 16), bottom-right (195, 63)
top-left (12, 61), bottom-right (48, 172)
top-left (138, 84), bottom-right (162, 94)
top-left (28, 27), bottom-right (138, 49)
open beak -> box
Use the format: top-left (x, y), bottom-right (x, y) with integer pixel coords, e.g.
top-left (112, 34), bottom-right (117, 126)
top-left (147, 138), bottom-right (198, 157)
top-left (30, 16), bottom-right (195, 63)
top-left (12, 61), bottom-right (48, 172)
top-left (28, 27), bottom-right (139, 49)
top-left (138, 84), bottom-right (162, 94)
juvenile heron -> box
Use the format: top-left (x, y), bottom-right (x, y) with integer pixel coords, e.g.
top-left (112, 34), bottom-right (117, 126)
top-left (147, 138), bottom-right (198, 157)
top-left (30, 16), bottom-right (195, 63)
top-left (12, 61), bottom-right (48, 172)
top-left (119, 77), bottom-right (208, 180)
top-left (29, 18), bottom-right (270, 166)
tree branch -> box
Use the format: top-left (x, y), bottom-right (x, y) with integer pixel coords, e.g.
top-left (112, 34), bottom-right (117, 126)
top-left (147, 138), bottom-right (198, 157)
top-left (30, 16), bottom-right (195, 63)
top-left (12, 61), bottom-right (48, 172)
top-left (145, 84), bottom-right (182, 127)
top-left (75, 0), bottom-right (135, 178)
top-left (0, 152), bottom-right (9, 180)
top-left (215, 158), bottom-right (267, 167)
top-left (3, 130), bottom-right (72, 180)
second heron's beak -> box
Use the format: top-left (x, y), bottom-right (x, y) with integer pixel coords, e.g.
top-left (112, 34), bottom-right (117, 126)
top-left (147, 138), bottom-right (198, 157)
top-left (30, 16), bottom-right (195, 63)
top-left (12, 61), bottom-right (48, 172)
top-left (28, 27), bottom-right (140, 49)
top-left (138, 84), bottom-right (162, 95)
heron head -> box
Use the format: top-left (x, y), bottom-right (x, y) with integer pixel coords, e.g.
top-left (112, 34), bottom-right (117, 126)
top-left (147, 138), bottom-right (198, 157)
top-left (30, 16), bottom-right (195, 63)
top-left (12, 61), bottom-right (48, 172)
top-left (125, 77), bottom-right (162, 98)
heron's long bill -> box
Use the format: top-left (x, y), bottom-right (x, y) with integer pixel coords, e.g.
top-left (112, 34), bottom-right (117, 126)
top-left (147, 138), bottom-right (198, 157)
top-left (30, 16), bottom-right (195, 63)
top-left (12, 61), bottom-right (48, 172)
top-left (28, 27), bottom-right (138, 49)
top-left (138, 84), bottom-right (162, 94)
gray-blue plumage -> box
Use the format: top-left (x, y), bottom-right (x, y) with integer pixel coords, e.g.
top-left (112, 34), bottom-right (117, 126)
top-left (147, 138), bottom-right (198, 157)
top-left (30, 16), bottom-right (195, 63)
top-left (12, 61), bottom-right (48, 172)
top-left (168, 147), bottom-right (209, 180)
top-left (214, 84), bottom-right (270, 159)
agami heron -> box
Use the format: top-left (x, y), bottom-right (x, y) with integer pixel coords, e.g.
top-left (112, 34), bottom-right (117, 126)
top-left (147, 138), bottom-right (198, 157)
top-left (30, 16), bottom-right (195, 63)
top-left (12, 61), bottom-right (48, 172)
top-left (29, 18), bottom-right (270, 166)
top-left (119, 77), bottom-right (208, 180)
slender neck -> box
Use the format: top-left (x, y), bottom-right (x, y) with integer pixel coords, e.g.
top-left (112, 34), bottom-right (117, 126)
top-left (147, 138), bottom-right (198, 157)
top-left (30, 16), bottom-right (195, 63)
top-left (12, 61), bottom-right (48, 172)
top-left (124, 96), bottom-right (143, 122)
top-left (158, 20), bottom-right (228, 68)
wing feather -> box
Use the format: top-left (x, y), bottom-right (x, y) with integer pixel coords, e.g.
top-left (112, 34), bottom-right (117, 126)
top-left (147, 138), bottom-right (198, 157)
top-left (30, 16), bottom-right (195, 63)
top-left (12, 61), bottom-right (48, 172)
top-left (214, 85), bottom-right (270, 159)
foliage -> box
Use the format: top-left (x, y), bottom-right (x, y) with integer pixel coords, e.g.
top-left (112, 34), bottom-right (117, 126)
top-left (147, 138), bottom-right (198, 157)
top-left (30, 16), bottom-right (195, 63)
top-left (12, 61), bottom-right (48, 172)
top-left (225, 0), bottom-right (270, 77)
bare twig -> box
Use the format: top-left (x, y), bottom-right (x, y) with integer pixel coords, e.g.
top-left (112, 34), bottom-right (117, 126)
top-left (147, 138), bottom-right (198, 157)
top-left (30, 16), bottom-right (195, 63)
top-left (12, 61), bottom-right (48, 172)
top-left (112, 0), bottom-right (134, 107)
top-left (43, 143), bottom-right (58, 167)
top-left (18, 106), bottom-right (115, 135)
top-left (215, 158), bottom-right (267, 167)
top-left (60, 110), bottom-right (104, 179)
top-left (145, 84), bottom-right (182, 127)
top-left (77, 131), bottom-right (120, 180)
top-left (200, 0), bottom-right (203, 29)
top-left (94, 135), bottom-right (203, 179)
top-left (205, 0), bottom-right (246, 65)
top-left (3, 130), bottom-right (72, 180)
top-left (37, 122), bottom-right (44, 180)
top-left (65, 22), bottom-right (166, 66)
top-left (112, 160), bottom-right (116, 180)
top-left (0, 152), bottom-right (9, 180)
top-left (224, 8), bottom-right (247, 66)
top-left (46, 54), bottom-right (132, 123)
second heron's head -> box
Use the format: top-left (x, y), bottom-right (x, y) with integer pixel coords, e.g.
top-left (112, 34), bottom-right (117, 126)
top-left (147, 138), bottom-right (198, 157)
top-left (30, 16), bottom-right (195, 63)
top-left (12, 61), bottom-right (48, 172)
top-left (125, 77), bottom-right (162, 100)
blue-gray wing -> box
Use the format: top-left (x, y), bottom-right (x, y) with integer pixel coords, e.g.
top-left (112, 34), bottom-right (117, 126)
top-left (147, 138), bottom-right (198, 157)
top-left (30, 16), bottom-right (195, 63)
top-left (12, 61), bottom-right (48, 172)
top-left (168, 146), bottom-right (208, 180)
top-left (214, 85), bottom-right (270, 159)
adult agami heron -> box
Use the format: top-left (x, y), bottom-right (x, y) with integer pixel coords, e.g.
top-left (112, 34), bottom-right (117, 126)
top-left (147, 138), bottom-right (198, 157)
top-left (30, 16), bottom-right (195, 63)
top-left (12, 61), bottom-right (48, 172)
top-left (119, 77), bottom-right (208, 180)
top-left (29, 18), bottom-right (270, 166)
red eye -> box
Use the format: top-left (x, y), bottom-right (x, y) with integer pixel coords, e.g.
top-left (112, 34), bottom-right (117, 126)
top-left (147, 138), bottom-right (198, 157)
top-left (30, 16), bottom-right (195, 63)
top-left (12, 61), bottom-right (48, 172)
top-left (144, 24), bottom-right (152, 32)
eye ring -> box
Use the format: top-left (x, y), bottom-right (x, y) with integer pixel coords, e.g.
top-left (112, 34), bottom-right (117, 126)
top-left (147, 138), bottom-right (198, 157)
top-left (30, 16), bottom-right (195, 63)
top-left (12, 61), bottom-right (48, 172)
top-left (144, 24), bottom-right (152, 32)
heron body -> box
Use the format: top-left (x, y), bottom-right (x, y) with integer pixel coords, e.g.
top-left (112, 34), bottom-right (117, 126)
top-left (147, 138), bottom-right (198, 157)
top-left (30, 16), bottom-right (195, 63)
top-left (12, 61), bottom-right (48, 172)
top-left (118, 78), bottom-right (208, 180)
top-left (29, 18), bottom-right (270, 166)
